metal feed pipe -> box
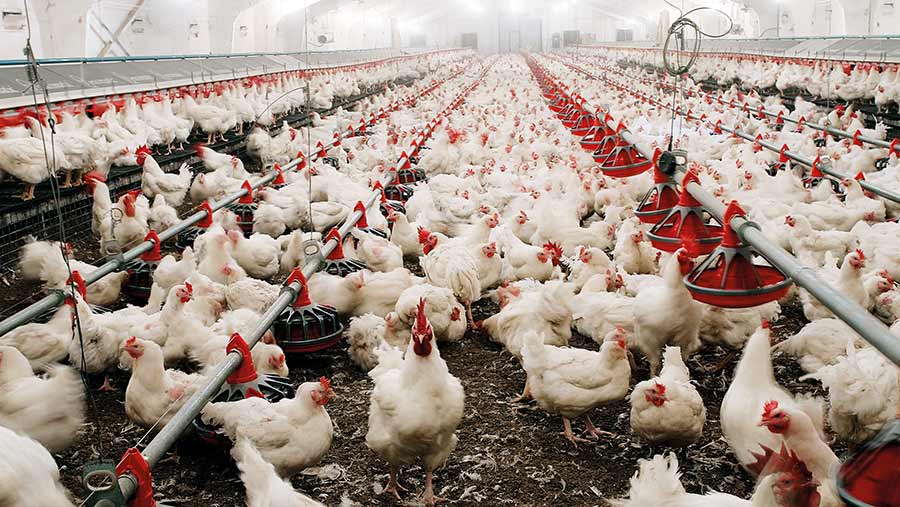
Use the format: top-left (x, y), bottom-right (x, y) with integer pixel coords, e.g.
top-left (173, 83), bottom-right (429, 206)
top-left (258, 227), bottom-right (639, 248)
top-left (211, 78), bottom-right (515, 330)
top-left (0, 58), bottom-right (470, 338)
top-left (550, 55), bottom-right (900, 206)
top-left (113, 59), bottom-right (496, 503)
top-left (532, 56), bottom-right (900, 366)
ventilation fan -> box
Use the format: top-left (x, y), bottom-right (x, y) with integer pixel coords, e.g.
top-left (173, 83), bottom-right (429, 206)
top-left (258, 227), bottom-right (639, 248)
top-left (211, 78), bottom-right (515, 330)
top-left (316, 32), bottom-right (335, 44)
top-left (2, 9), bottom-right (25, 31)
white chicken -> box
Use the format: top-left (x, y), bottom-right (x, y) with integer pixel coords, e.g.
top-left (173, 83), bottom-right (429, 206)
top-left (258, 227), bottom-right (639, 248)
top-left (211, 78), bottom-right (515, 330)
top-left (629, 346), bottom-right (706, 446)
top-left (521, 328), bottom-right (631, 446)
top-left (202, 378), bottom-right (335, 477)
top-left (0, 346), bottom-right (85, 452)
top-left (366, 300), bottom-right (465, 505)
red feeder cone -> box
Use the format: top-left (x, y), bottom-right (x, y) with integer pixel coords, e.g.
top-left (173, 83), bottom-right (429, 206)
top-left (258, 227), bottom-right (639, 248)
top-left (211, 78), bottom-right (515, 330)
top-left (684, 200), bottom-right (792, 308)
top-left (838, 420), bottom-right (900, 507)
top-left (374, 180), bottom-right (405, 215)
top-left (580, 114), bottom-right (615, 152)
top-left (272, 268), bottom-right (345, 353)
top-left (647, 170), bottom-right (724, 254)
top-left (322, 227), bottom-right (367, 276)
top-left (192, 332), bottom-right (294, 445)
top-left (227, 180), bottom-right (257, 236)
top-left (635, 149), bottom-right (680, 225)
top-left (353, 201), bottom-right (387, 238)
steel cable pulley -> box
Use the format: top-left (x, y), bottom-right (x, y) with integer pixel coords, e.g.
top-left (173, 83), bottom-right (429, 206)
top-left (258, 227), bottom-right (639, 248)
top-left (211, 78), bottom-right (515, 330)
top-left (662, 7), bottom-right (734, 77)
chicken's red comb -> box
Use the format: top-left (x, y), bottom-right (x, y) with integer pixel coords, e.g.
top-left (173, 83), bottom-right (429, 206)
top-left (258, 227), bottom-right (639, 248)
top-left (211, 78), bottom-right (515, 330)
top-left (761, 319), bottom-right (770, 329)
top-left (542, 241), bottom-right (563, 258)
top-left (136, 145), bottom-right (152, 156)
top-left (763, 400), bottom-right (779, 417)
top-left (855, 248), bottom-right (866, 261)
top-left (519, 210), bottom-right (528, 218)
top-left (414, 298), bottom-right (430, 335)
top-left (126, 336), bottom-right (137, 345)
top-left (184, 282), bottom-right (193, 295)
top-left (654, 382), bottom-right (667, 394)
top-left (417, 226), bottom-right (431, 245)
top-left (193, 143), bottom-right (206, 158)
top-left (319, 376), bottom-right (332, 391)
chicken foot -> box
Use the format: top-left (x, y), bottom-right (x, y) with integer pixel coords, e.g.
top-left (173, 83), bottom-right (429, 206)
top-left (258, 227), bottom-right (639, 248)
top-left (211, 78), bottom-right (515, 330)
top-left (61, 170), bottom-right (74, 188)
top-left (421, 469), bottom-right (448, 506)
top-left (466, 302), bottom-right (476, 329)
top-left (206, 132), bottom-right (214, 144)
top-left (511, 379), bottom-right (532, 403)
top-left (380, 466), bottom-right (403, 500)
top-left (560, 417), bottom-right (592, 447)
top-left (583, 416), bottom-right (614, 439)
top-left (20, 184), bottom-right (35, 201)
top-left (98, 375), bottom-right (116, 392)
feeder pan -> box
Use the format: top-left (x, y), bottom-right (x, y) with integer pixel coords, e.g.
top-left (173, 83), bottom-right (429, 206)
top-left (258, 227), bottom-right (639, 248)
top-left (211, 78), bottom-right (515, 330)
top-left (837, 420), bottom-right (900, 507)
top-left (580, 116), bottom-right (614, 152)
top-left (647, 170), bottom-right (723, 254)
top-left (765, 161), bottom-right (786, 176)
top-left (684, 201), bottom-right (792, 308)
top-left (570, 112), bottom-right (594, 137)
top-left (384, 182), bottom-right (414, 203)
top-left (176, 201), bottom-right (214, 250)
top-left (322, 228), bottom-right (367, 277)
top-left (121, 231), bottom-right (162, 304)
top-left (193, 333), bottom-right (295, 445)
top-left (352, 201), bottom-right (387, 239)
top-left (593, 126), bottom-right (653, 178)
top-left (373, 181), bottom-right (406, 215)
top-left (801, 157), bottom-right (843, 196)
top-left (225, 181), bottom-right (257, 236)
top-left (272, 269), bottom-right (345, 353)
top-left (635, 150), bottom-right (679, 225)
top-left (397, 165), bottom-right (425, 184)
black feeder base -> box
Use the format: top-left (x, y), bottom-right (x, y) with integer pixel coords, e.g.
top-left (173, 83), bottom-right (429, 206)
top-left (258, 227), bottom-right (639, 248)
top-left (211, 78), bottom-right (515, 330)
top-left (357, 226), bottom-right (388, 239)
top-left (121, 259), bottom-right (159, 305)
top-left (227, 202), bottom-right (257, 236)
top-left (384, 183), bottom-right (414, 203)
top-left (323, 257), bottom-right (368, 277)
top-left (192, 374), bottom-right (295, 446)
top-left (380, 200), bottom-right (406, 216)
top-left (273, 303), bottom-right (345, 354)
top-left (397, 167), bottom-right (426, 184)
top-left (176, 226), bottom-right (205, 251)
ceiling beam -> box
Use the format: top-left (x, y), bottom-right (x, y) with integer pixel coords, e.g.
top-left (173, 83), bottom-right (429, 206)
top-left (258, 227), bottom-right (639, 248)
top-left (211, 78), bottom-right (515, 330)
top-left (98, 0), bottom-right (145, 57)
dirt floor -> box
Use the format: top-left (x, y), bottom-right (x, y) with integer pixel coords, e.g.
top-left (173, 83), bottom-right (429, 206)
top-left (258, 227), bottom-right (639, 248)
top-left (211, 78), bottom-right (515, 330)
top-left (44, 287), bottom-right (830, 507)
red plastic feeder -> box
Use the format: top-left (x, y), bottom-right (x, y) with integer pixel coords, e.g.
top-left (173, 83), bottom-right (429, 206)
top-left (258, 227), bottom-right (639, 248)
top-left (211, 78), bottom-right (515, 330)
top-left (122, 230), bottom-right (162, 304)
top-left (580, 114), bottom-right (615, 152)
top-left (373, 181), bottom-right (405, 215)
top-left (635, 150), bottom-right (679, 225)
top-left (322, 228), bottom-right (367, 277)
top-left (272, 268), bottom-right (345, 353)
top-left (548, 96), bottom-right (569, 114)
top-left (192, 332), bottom-right (294, 445)
top-left (647, 170), bottom-right (723, 254)
top-left (594, 125), bottom-right (654, 178)
top-left (560, 104), bottom-right (582, 128)
top-left (684, 201), bottom-right (792, 308)
top-left (837, 420), bottom-right (900, 507)
top-left (226, 180), bottom-right (257, 236)
top-left (384, 167), bottom-right (415, 202)
top-left (176, 201), bottom-right (214, 250)
top-left (353, 201), bottom-right (387, 239)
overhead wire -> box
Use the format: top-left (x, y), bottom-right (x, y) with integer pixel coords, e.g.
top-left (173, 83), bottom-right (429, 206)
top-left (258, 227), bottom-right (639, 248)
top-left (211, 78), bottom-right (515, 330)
top-left (661, 3), bottom-right (734, 150)
top-left (22, 0), bottom-right (105, 457)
